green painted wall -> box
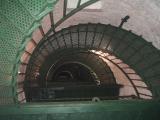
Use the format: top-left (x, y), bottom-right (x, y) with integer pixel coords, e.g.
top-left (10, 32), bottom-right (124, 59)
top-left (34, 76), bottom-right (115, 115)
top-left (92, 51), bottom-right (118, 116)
top-left (0, 100), bottom-right (160, 120)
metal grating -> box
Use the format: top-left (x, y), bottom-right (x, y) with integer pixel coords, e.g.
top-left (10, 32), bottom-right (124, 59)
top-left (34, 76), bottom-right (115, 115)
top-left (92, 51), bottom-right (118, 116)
top-left (0, 0), bottom-right (58, 104)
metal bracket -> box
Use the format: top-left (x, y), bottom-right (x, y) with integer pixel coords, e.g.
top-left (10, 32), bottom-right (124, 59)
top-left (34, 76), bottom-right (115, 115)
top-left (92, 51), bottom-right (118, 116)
top-left (119, 15), bottom-right (130, 28)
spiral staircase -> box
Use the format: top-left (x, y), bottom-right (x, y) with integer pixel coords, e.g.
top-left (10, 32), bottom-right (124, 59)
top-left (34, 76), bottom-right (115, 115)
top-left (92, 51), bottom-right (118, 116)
top-left (0, 0), bottom-right (160, 120)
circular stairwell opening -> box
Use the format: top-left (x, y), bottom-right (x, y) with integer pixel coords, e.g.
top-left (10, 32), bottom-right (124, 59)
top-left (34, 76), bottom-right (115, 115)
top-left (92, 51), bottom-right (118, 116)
top-left (14, 0), bottom-right (160, 104)
top-left (17, 23), bottom-right (156, 103)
